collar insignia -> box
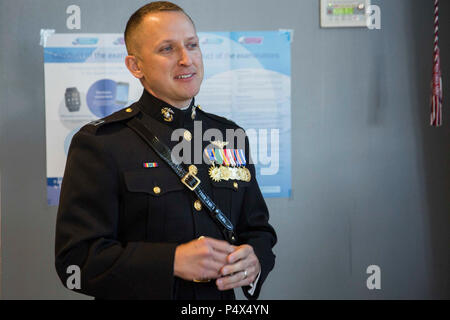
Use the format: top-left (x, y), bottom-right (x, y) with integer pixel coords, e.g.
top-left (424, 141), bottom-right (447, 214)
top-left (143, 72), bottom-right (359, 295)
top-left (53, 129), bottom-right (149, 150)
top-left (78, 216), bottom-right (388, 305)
top-left (161, 107), bottom-right (174, 122)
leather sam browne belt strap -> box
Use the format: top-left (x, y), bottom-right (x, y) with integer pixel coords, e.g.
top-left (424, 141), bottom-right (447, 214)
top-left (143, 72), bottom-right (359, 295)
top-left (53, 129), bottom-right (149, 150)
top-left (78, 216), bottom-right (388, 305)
top-left (126, 117), bottom-right (237, 245)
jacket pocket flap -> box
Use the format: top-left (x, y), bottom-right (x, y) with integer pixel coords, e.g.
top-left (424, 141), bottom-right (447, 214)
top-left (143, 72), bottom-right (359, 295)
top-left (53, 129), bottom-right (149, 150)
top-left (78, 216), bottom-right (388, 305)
top-left (211, 180), bottom-right (250, 191)
top-left (123, 169), bottom-right (185, 195)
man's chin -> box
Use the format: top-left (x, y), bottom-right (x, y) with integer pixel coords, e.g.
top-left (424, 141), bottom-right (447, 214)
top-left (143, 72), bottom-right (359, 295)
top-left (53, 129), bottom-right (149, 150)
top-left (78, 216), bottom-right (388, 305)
top-left (176, 87), bottom-right (201, 101)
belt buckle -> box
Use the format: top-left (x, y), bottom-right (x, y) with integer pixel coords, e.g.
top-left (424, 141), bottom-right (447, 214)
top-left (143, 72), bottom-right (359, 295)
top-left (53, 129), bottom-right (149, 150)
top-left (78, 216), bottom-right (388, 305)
top-left (181, 172), bottom-right (201, 191)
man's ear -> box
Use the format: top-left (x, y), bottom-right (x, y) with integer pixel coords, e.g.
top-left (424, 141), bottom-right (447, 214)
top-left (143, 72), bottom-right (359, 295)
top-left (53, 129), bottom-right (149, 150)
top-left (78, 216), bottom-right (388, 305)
top-left (125, 55), bottom-right (143, 79)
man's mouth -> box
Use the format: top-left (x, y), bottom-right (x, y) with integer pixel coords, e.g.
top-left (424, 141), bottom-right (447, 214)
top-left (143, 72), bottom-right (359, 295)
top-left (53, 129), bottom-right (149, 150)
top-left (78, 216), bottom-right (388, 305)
top-left (174, 73), bottom-right (195, 80)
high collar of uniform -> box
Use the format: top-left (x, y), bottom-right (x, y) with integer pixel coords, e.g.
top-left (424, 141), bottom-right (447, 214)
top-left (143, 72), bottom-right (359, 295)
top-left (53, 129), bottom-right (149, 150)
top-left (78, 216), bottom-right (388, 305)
top-left (137, 89), bottom-right (196, 128)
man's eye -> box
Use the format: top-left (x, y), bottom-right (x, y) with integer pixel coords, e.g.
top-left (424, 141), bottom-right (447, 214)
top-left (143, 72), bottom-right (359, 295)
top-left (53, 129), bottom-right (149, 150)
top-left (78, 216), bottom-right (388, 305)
top-left (188, 43), bottom-right (198, 49)
top-left (160, 46), bottom-right (172, 52)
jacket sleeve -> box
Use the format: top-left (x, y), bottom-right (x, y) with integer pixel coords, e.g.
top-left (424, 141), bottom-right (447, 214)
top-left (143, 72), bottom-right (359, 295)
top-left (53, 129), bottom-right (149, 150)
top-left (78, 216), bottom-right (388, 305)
top-left (55, 129), bottom-right (177, 299)
top-left (237, 136), bottom-right (277, 300)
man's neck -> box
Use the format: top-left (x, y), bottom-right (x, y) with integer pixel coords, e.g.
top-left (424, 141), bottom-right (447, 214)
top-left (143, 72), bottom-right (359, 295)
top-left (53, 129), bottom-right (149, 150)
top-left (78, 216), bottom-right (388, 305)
top-left (142, 87), bottom-right (192, 109)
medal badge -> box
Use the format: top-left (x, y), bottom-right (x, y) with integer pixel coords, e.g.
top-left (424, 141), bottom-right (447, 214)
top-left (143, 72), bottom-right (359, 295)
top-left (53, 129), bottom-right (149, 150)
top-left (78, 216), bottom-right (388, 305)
top-left (205, 142), bottom-right (251, 183)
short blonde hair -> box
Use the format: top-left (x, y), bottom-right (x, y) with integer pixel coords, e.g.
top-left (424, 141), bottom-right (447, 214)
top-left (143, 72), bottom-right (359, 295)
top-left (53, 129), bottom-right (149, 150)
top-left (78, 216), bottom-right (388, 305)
top-left (124, 1), bottom-right (195, 54)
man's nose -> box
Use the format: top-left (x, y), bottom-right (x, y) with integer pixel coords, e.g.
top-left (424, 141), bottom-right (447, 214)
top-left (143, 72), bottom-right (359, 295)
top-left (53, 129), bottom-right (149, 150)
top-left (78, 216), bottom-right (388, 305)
top-left (178, 47), bottom-right (193, 66)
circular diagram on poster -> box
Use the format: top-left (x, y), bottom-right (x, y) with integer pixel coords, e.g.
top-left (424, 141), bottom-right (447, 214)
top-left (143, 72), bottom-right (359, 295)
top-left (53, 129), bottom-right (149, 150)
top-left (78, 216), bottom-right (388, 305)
top-left (86, 79), bottom-right (123, 117)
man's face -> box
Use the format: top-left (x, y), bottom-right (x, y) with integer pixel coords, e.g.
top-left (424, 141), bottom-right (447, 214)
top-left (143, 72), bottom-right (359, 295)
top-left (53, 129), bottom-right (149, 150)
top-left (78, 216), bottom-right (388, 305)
top-left (127, 11), bottom-right (204, 107)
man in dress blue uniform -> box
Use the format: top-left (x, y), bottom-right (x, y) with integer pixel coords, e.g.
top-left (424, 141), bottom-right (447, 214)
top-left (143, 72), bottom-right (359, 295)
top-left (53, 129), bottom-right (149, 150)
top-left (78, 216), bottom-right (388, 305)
top-left (55, 1), bottom-right (277, 300)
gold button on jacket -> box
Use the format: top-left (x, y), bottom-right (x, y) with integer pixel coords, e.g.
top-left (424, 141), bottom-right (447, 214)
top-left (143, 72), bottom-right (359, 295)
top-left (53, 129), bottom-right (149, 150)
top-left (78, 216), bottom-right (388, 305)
top-left (194, 200), bottom-right (202, 211)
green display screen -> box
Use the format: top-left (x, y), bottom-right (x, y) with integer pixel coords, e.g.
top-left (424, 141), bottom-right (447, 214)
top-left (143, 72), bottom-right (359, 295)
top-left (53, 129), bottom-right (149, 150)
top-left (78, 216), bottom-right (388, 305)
top-left (332, 7), bottom-right (354, 15)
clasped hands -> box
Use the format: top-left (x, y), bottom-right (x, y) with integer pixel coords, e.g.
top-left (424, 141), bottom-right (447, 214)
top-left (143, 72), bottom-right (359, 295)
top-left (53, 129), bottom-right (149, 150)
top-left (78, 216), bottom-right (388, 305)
top-left (174, 236), bottom-right (260, 291)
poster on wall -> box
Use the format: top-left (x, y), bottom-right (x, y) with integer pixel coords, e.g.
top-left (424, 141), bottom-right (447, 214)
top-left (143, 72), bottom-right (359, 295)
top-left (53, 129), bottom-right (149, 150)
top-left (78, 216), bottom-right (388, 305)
top-left (43, 31), bottom-right (291, 205)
